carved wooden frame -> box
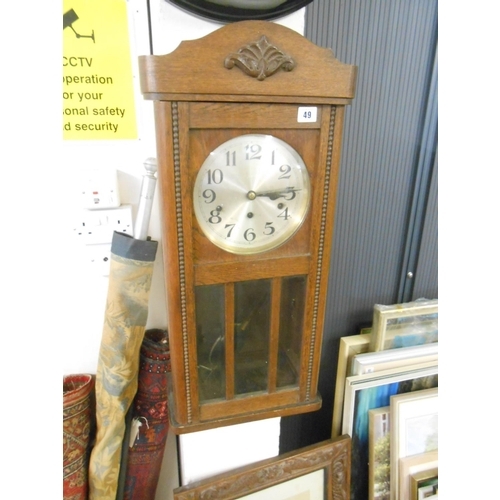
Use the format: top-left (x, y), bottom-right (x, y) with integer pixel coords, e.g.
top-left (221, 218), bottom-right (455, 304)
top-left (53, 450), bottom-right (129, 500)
top-left (173, 435), bottom-right (351, 500)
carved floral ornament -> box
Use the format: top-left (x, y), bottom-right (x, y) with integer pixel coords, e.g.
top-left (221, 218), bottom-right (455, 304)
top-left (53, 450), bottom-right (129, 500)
top-left (224, 35), bottom-right (296, 81)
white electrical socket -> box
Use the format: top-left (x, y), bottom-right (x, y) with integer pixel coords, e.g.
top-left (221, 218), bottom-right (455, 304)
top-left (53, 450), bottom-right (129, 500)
top-left (74, 205), bottom-right (133, 245)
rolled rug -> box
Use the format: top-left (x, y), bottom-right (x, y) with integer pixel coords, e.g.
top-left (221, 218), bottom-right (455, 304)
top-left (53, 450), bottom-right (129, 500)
top-left (63, 374), bottom-right (96, 500)
top-left (88, 232), bottom-right (158, 500)
top-left (122, 328), bottom-right (171, 500)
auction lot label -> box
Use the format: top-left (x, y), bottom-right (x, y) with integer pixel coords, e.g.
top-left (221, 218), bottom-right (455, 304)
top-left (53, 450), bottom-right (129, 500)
top-left (63, 0), bottom-right (137, 139)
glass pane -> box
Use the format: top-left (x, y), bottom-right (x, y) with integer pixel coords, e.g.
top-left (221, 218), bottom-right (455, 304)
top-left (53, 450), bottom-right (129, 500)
top-left (386, 313), bottom-right (438, 347)
top-left (234, 280), bottom-right (271, 395)
top-left (195, 285), bottom-right (225, 402)
top-left (277, 276), bottom-right (306, 388)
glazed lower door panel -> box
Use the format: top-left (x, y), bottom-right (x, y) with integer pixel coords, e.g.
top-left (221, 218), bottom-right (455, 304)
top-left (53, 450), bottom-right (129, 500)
top-left (195, 276), bottom-right (306, 410)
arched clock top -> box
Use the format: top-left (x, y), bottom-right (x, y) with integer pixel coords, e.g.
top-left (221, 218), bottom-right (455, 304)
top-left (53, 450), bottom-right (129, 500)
top-left (139, 20), bottom-right (357, 103)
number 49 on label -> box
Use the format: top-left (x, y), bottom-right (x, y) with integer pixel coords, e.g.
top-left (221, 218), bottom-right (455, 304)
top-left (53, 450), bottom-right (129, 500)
top-left (297, 107), bottom-right (318, 123)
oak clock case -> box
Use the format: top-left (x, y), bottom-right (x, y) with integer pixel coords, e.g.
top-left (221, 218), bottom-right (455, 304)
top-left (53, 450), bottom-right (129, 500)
top-left (139, 21), bottom-right (357, 433)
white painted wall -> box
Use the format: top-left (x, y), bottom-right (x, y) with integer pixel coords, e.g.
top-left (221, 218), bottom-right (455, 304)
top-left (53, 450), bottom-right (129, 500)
top-left (61, 0), bottom-right (305, 379)
top-left (58, 2), bottom-right (305, 499)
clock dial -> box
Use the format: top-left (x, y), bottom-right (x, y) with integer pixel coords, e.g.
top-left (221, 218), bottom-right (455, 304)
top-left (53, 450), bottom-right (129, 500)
top-left (193, 134), bottom-right (310, 255)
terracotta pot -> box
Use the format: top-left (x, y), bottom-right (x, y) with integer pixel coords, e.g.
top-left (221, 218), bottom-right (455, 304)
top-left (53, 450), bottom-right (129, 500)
top-left (63, 374), bottom-right (95, 500)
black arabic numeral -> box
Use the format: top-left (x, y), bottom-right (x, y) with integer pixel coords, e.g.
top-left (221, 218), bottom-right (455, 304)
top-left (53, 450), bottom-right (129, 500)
top-left (278, 164), bottom-right (291, 179)
top-left (245, 143), bottom-right (262, 160)
top-left (207, 169), bottom-right (223, 185)
top-left (244, 228), bottom-right (256, 242)
top-left (226, 150), bottom-right (236, 166)
top-left (208, 210), bottom-right (222, 224)
top-left (202, 189), bottom-right (216, 203)
top-left (263, 222), bottom-right (275, 235)
top-left (278, 207), bottom-right (291, 220)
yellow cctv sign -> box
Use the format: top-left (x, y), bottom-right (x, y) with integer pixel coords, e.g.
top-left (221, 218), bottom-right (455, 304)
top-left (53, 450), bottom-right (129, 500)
top-left (63, 0), bottom-right (137, 140)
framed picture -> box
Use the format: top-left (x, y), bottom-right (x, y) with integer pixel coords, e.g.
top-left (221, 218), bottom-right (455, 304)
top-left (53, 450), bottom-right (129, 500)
top-left (390, 388), bottom-right (438, 500)
top-left (410, 467), bottom-right (438, 500)
top-left (332, 335), bottom-right (438, 437)
top-left (351, 343), bottom-right (438, 376)
top-left (341, 363), bottom-right (438, 500)
top-left (398, 452), bottom-right (438, 500)
top-left (368, 406), bottom-right (390, 500)
top-left (369, 299), bottom-right (438, 352)
top-left (332, 333), bottom-right (371, 437)
top-left (173, 435), bottom-right (351, 500)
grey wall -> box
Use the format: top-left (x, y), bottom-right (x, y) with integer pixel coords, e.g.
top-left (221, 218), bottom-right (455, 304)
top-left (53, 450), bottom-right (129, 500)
top-left (280, 0), bottom-right (438, 451)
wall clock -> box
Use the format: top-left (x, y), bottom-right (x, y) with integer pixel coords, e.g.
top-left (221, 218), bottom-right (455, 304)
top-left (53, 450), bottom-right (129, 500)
top-left (139, 21), bottom-right (357, 433)
top-left (166, 0), bottom-right (314, 22)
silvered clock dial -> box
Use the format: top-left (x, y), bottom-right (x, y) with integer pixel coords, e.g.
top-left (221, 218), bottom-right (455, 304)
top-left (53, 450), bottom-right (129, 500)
top-left (193, 134), bottom-right (310, 254)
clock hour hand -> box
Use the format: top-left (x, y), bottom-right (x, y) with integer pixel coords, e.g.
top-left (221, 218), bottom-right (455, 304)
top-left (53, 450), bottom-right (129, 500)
top-left (248, 187), bottom-right (300, 200)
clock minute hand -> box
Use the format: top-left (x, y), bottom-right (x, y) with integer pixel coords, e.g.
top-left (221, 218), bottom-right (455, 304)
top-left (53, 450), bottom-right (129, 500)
top-left (254, 187), bottom-right (300, 200)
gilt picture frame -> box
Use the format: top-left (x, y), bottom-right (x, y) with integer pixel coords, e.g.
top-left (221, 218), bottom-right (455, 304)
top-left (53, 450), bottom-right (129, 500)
top-left (399, 452), bottom-right (438, 500)
top-left (390, 388), bottom-right (438, 500)
top-left (173, 435), bottom-right (351, 500)
top-left (410, 467), bottom-right (438, 500)
top-left (369, 299), bottom-right (438, 352)
top-left (332, 333), bottom-right (371, 437)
